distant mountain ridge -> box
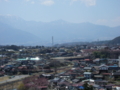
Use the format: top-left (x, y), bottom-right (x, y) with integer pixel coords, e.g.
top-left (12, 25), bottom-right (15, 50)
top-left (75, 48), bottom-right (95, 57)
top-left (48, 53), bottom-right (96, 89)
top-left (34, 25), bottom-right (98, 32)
top-left (55, 36), bottom-right (120, 46)
top-left (0, 22), bottom-right (41, 45)
top-left (54, 40), bottom-right (110, 47)
top-left (0, 15), bottom-right (120, 45)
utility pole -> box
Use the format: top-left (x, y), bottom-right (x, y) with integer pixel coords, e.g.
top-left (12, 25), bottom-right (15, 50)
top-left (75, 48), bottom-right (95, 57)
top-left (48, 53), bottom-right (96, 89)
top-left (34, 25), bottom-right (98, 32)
top-left (52, 36), bottom-right (57, 74)
top-left (52, 36), bottom-right (54, 47)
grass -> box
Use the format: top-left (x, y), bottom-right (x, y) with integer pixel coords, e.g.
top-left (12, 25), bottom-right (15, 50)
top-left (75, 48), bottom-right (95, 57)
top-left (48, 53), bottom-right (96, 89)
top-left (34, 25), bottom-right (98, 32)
top-left (0, 76), bottom-right (9, 82)
top-left (0, 80), bottom-right (22, 90)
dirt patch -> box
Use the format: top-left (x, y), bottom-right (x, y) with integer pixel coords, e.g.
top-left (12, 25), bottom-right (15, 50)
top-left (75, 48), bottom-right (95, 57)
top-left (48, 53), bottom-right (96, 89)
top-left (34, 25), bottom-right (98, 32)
top-left (0, 79), bottom-right (23, 90)
top-left (0, 76), bottom-right (9, 82)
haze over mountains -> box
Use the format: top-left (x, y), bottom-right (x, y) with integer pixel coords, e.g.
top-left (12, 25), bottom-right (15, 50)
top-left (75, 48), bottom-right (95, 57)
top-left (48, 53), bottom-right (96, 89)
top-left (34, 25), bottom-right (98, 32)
top-left (0, 15), bottom-right (120, 45)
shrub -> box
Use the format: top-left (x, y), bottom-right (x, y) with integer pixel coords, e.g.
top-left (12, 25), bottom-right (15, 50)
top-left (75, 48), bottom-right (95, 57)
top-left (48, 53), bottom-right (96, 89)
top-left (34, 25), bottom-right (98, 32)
top-left (17, 82), bottom-right (26, 90)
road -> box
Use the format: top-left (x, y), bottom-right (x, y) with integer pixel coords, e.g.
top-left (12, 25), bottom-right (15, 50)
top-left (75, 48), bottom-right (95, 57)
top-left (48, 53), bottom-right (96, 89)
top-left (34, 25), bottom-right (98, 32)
top-left (0, 75), bottom-right (29, 84)
top-left (0, 65), bottom-right (73, 85)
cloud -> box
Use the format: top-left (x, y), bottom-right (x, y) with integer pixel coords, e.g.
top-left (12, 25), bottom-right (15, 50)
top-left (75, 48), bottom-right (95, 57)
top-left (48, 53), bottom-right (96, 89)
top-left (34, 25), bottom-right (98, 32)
top-left (40, 0), bottom-right (55, 6)
top-left (96, 17), bottom-right (120, 27)
top-left (113, 17), bottom-right (120, 22)
top-left (6, 14), bottom-right (13, 16)
top-left (4, 0), bottom-right (9, 2)
top-left (25, 0), bottom-right (30, 2)
top-left (0, 0), bottom-right (9, 2)
top-left (97, 19), bottom-right (107, 23)
top-left (70, 0), bottom-right (78, 5)
top-left (31, 1), bottom-right (35, 4)
top-left (112, 17), bottom-right (120, 26)
top-left (24, 0), bottom-right (35, 4)
top-left (71, 0), bottom-right (96, 6)
top-left (81, 0), bottom-right (96, 6)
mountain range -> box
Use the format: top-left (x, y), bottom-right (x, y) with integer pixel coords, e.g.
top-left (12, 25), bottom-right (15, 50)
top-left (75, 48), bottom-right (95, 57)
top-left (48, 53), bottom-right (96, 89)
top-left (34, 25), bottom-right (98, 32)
top-left (0, 15), bottom-right (120, 45)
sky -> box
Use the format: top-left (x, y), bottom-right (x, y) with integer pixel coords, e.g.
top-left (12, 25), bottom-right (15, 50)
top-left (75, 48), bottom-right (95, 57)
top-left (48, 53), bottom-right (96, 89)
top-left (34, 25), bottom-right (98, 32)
top-left (0, 0), bottom-right (120, 27)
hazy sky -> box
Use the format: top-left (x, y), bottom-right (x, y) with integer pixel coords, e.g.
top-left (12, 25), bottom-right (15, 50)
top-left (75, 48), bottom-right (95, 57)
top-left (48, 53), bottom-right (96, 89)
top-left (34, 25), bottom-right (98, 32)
top-left (0, 0), bottom-right (120, 27)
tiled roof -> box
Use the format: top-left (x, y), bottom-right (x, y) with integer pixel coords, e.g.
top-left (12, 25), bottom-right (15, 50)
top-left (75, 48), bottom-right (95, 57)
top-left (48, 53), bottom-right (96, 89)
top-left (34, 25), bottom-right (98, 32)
top-left (102, 73), bottom-right (111, 75)
top-left (84, 72), bottom-right (91, 74)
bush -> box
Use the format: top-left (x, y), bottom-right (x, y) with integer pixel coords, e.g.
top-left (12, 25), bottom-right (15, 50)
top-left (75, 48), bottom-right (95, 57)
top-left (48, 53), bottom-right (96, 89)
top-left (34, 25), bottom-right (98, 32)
top-left (17, 82), bottom-right (26, 90)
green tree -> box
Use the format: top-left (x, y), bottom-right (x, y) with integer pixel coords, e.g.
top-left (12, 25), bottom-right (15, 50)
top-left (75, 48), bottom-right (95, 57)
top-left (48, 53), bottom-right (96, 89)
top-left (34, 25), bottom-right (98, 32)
top-left (89, 85), bottom-right (93, 90)
top-left (83, 82), bottom-right (89, 90)
top-left (83, 82), bottom-right (93, 90)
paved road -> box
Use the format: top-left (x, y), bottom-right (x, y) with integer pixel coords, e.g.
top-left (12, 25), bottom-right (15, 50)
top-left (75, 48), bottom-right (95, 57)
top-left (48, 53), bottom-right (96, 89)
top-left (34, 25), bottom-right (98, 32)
top-left (0, 65), bottom-right (73, 85)
top-left (0, 75), bottom-right (29, 84)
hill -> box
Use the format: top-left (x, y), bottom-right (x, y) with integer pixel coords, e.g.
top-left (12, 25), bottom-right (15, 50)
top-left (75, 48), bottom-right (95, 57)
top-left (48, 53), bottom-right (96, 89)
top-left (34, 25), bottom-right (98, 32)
top-left (109, 36), bottom-right (120, 45)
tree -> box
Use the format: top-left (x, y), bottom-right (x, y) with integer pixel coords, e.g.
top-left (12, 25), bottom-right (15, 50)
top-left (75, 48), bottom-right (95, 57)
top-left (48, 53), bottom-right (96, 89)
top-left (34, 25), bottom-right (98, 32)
top-left (83, 82), bottom-right (93, 90)
top-left (83, 82), bottom-right (89, 90)
top-left (23, 75), bottom-right (48, 89)
top-left (89, 85), bottom-right (93, 90)
top-left (7, 45), bottom-right (19, 51)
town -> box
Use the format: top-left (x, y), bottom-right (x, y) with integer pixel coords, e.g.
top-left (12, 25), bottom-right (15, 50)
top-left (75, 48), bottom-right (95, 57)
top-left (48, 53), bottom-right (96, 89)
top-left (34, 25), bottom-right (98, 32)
top-left (0, 44), bottom-right (120, 90)
top-left (0, 0), bottom-right (120, 90)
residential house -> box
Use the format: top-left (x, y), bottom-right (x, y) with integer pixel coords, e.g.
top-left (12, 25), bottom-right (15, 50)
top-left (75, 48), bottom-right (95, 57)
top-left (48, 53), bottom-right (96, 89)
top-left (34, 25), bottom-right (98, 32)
top-left (108, 67), bottom-right (120, 73)
top-left (99, 64), bottom-right (108, 74)
top-left (84, 67), bottom-right (92, 72)
top-left (99, 59), bottom-right (107, 65)
top-left (93, 75), bottom-right (103, 80)
top-left (83, 72), bottom-right (92, 79)
top-left (112, 72), bottom-right (120, 80)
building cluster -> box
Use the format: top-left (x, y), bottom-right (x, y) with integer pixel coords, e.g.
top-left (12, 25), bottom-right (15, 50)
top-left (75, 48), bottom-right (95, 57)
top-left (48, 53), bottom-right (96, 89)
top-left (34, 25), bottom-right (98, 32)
top-left (0, 45), bottom-right (120, 90)
top-left (19, 57), bottom-right (120, 90)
